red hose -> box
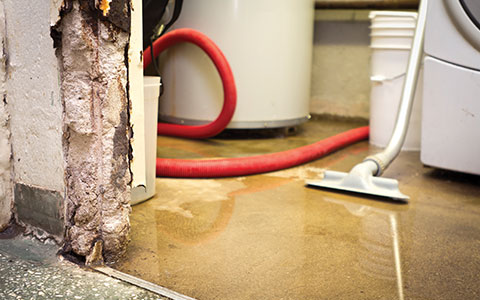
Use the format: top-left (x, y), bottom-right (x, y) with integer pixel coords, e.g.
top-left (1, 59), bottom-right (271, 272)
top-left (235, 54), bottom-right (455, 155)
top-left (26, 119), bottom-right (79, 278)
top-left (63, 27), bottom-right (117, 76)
top-left (147, 29), bottom-right (368, 178)
top-left (144, 28), bottom-right (236, 139)
top-left (156, 126), bottom-right (369, 178)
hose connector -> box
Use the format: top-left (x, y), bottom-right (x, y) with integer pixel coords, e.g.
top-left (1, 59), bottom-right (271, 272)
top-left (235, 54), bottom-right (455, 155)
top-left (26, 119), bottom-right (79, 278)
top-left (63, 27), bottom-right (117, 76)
top-left (364, 155), bottom-right (386, 176)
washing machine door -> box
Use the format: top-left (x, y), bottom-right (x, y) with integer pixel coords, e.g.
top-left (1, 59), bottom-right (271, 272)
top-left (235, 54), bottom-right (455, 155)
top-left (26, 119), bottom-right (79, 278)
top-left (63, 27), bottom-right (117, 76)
top-left (444, 0), bottom-right (480, 51)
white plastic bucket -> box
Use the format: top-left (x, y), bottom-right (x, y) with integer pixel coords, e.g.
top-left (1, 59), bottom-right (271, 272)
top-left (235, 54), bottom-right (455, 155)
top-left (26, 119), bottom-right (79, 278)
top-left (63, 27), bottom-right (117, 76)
top-left (369, 10), bottom-right (417, 49)
top-left (369, 11), bottom-right (422, 151)
top-left (370, 35), bottom-right (415, 49)
top-left (370, 26), bottom-right (415, 36)
top-left (158, 0), bottom-right (314, 129)
top-left (370, 70), bottom-right (423, 151)
top-left (370, 18), bottom-right (416, 26)
top-left (369, 11), bottom-right (417, 25)
top-left (131, 76), bottom-right (161, 205)
top-left (371, 49), bottom-right (412, 78)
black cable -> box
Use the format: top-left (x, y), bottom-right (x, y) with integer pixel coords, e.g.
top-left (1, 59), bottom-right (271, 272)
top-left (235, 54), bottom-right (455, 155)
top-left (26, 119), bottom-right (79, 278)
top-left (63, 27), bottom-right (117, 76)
top-left (147, 0), bottom-right (184, 77)
top-left (149, 39), bottom-right (162, 77)
top-left (162, 0), bottom-right (184, 34)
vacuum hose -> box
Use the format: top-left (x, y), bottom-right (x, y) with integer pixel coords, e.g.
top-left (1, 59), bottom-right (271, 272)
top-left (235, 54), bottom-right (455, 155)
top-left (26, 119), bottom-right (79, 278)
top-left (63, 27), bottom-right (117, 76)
top-left (144, 28), bottom-right (236, 139)
top-left (145, 28), bottom-right (369, 178)
top-left (157, 127), bottom-right (369, 178)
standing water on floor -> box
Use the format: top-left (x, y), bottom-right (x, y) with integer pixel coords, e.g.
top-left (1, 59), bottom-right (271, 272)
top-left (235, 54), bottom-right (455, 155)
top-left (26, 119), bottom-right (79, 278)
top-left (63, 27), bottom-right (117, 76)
top-left (114, 120), bottom-right (480, 300)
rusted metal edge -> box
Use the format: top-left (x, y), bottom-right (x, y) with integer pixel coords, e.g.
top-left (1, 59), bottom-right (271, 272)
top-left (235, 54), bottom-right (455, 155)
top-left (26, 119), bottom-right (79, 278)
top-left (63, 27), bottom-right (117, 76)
top-left (315, 0), bottom-right (419, 9)
top-left (93, 266), bottom-right (197, 300)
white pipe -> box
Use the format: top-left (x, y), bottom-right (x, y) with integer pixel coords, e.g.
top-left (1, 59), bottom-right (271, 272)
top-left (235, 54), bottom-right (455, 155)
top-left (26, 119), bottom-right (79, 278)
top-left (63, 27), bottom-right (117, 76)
top-left (366, 0), bottom-right (428, 175)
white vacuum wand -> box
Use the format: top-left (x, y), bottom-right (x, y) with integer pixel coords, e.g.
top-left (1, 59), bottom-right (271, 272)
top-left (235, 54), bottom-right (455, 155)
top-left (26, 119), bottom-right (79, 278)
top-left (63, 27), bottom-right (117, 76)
top-left (307, 0), bottom-right (429, 201)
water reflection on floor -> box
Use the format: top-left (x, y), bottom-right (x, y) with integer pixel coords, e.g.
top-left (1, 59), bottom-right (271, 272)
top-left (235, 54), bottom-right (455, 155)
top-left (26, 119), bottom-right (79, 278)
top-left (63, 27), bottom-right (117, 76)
top-left (115, 119), bottom-right (480, 300)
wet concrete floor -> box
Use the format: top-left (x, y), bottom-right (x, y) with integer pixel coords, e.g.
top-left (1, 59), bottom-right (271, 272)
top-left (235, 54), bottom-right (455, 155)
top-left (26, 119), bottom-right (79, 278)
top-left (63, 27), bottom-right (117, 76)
top-left (115, 119), bottom-right (480, 300)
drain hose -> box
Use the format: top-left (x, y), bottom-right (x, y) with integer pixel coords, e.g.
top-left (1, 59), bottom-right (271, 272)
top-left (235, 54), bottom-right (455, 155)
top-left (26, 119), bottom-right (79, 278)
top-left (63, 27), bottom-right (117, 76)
top-left (144, 28), bottom-right (236, 139)
top-left (156, 127), bottom-right (369, 178)
top-left (145, 29), bottom-right (369, 178)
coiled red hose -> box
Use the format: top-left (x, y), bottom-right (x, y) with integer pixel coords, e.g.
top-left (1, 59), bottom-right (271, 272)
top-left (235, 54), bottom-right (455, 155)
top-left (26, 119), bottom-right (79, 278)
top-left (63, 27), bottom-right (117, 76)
top-left (156, 126), bottom-right (369, 178)
top-left (144, 28), bottom-right (236, 139)
top-left (146, 29), bottom-right (369, 178)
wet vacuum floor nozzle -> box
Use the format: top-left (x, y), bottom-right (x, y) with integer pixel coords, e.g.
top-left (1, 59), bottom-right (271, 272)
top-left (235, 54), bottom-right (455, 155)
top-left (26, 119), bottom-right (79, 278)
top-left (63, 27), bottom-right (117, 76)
top-left (306, 170), bottom-right (409, 202)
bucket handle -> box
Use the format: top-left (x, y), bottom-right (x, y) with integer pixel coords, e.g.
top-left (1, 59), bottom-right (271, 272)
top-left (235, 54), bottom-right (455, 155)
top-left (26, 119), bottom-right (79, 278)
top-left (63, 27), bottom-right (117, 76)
top-left (370, 73), bottom-right (405, 83)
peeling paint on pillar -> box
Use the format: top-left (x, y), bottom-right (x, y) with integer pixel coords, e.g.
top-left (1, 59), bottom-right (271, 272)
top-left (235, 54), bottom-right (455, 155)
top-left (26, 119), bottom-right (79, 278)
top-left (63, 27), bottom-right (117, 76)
top-left (58, 0), bottom-right (132, 263)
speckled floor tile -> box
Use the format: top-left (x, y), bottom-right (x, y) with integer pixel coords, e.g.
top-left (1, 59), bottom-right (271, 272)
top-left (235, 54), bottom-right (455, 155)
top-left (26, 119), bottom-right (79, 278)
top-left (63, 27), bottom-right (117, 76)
top-left (0, 237), bottom-right (168, 300)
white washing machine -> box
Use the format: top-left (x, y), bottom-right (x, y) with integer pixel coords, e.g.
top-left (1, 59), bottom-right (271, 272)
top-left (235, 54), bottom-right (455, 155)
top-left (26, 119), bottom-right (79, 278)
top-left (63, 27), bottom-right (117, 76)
top-left (422, 0), bottom-right (480, 175)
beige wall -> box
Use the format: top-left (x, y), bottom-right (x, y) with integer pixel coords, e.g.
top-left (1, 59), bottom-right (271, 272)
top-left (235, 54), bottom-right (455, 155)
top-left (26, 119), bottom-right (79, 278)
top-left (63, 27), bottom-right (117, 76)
top-left (0, 2), bottom-right (12, 231)
top-left (3, 0), bottom-right (66, 241)
top-left (310, 10), bottom-right (372, 119)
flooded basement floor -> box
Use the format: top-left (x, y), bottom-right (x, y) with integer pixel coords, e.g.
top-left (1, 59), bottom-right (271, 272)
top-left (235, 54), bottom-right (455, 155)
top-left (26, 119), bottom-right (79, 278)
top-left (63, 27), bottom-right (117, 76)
top-left (115, 119), bottom-right (480, 300)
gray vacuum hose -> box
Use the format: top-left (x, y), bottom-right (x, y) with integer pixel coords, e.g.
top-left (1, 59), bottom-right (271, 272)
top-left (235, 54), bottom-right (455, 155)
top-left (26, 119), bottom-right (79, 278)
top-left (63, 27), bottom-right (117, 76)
top-left (366, 0), bottom-right (428, 176)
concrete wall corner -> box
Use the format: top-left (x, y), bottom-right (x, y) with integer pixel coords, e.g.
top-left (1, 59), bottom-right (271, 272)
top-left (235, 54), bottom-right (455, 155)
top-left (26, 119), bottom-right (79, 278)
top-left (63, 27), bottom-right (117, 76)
top-left (0, 0), bottom-right (13, 231)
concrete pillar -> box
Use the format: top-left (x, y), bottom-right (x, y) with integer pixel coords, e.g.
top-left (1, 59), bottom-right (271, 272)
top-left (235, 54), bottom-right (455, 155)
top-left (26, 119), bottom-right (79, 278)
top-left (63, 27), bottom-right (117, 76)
top-left (2, 0), bottom-right (133, 263)
top-left (58, 0), bottom-right (132, 263)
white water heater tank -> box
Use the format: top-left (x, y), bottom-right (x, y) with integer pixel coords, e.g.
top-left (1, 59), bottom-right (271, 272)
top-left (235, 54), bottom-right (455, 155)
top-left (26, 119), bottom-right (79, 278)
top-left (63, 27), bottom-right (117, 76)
top-left (158, 0), bottom-right (314, 129)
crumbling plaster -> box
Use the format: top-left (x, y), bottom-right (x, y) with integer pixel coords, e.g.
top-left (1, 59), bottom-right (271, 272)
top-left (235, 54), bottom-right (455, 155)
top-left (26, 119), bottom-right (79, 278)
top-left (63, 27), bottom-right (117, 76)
top-left (0, 0), bottom-right (133, 262)
top-left (59, 1), bottom-right (131, 262)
